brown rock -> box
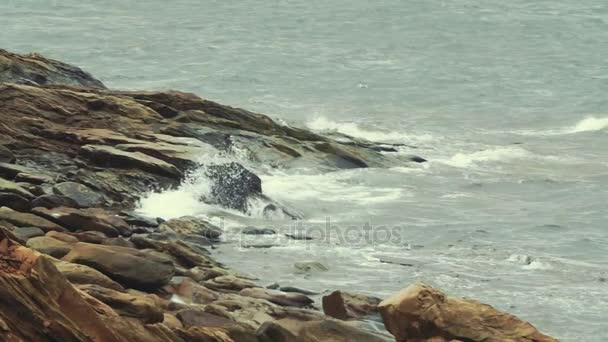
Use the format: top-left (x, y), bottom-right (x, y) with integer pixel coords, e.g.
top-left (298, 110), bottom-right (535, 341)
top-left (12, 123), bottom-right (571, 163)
top-left (204, 275), bottom-right (258, 293)
top-left (52, 259), bottom-right (124, 291)
top-left (130, 235), bottom-right (218, 268)
top-left (80, 144), bottom-right (182, 178)
top-left (46, 230), bottom-right (79, 243)
top-left (163, 313), bottom-right (184, 330)
top-left (52, 181), bottom-right (105, 208)
top-left (176, 309), bottom-right (236, 329)
top-left (172, 277), bottom-right (220, 304)
top-left (30, 194), bottom-right (79, 209)
top-left (240, 288), bottom-right (314, 308)
top-left (0, 192), bottom-right (30, 212)
top-left (0, 145), bottom-right (15, 163)
top-left (62, 242), bottom-right (175, 290)
top-left (31, 206), bottom-right (131, 237)
top-left (159, 217), bottom-right (222, 240)
top-left (256, 318), bottom-right (391, 342)
top-left (77, 284), bottom-right (164, 324)
top-left (0, 206), bottom-right (65, 232)
top-left (378, 283), bottom-right (557, 342)
top-left (322, 290), bottom-right (381, 320)
top-left (25, 236), bottom-right (73, 258)
top-left (0, 178), bottom-right (34, 199)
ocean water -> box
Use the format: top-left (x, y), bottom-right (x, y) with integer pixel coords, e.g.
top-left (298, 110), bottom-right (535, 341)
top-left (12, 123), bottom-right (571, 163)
top-left (2, 1), bottom-right (607, 340)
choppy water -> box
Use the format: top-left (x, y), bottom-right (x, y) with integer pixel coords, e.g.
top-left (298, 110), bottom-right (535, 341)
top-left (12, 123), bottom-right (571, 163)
top-left (2, 1), bottom-right (607, 340)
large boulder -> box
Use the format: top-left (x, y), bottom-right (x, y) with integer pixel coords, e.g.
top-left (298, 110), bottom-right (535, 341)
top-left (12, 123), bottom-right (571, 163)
top-left (62, 242), bottom-right (175, 290)
top-left (378, 283), bottom-right (557, 342)
top-left (52, 259), bottom-right (124, 291)
top-left (0, 49), bottom-right (106, 87)
top-left (204, 162), bottom-right (262, 212)
top-left (26, 236), bottom-right (74, 258)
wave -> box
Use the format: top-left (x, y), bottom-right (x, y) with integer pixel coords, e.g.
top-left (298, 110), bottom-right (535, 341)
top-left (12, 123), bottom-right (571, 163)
top-left (306, 116), bottom-right (435, 144)
top-left (567, 116), bottom-right (608, 133)
top-left (439, 146), bottom-right (531, 168)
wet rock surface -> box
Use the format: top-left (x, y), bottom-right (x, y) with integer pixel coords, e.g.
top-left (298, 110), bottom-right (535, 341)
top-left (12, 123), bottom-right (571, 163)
top-left (0, 49), bottom-right (556, 342)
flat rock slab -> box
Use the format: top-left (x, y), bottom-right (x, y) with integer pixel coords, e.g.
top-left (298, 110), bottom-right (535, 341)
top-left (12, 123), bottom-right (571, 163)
top-left (26, 236), bottom-right (73, 258)
top-left (53, 182), bottom-right (105, 208)
top-left (32, 207), bottom-right (131, 237)
top-left (0, 206), bottom-right (66, 232)
top-left (52, 259), bottom-right (124, 291)
top-left (0, 178), bottom-right (35, 199)
top-left (240, 287), bottom-right (314, 308)
top-left (62, 242), bottom-right (175, 291)
top-left (80, 144), bottom-right (182, 178)
top-left (159, 217), bottom-right (222, 240)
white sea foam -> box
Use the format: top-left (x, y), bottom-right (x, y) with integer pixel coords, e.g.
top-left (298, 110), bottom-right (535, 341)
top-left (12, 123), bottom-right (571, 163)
top-left (440, 146), bottom-right (531, 168)
top-left (306, 116), bottom-right (434, 143)
top-left (567, 116), bottom-right (608, 133)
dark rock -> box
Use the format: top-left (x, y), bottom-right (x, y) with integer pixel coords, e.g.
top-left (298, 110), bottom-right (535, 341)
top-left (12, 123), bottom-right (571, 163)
top-left (62, 242), bottom-right (175, 291)
top-left (285, 233), bottom-right (313, 240)
top-left (11, 226), bottom-right (44, 241)
top-left (0, 49), bottom-right (106, 88)
top-left (204, 162), bottom-right (262, 212)
top-left (407, 155), bottom-right (427, 163)
top-left (266, 282), bottom-right (280, 290)
top-left (242, 227), bottom-right (276, 235)
top-left (0, 145), bottom-right (15, 163)
top-left (30, 194), bottom-right (79, 209)
top-left (279, 286), bottom-right (319, 296)
top-left (0, 192), bottom-right (30, 211)
top-left (52, 181), bottom-right (104, 208)
top-left (256, 318), bottom-right (391, 342)
top-left (119, 211), bottom-right (160, 228)
top-left (240, 288), bottom-right (314, 308)
top-left (294, 261), bottom-right (328, 273)
top-left (0, 178), bottom-right (35, 199)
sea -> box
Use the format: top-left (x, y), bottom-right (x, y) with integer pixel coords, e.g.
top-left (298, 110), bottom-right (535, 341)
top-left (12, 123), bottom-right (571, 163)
top-left (1, 1), bottom-right (607, 340)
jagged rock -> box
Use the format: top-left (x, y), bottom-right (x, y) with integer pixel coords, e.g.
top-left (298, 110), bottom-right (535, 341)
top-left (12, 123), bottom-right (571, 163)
top-left (11, 226), bottom-right (44, 241)
top-left (0, 145), bottom-right (15, 163)
top-left (0, 177), bottom-right (35, 199)
top-left (52, 259), bottom-right (124, 291)
top-left (204, 275), bottom-right (258, 293)
top-left (62, 242), bottom-right (175, 290)
top-left (78, 284), bottom-right (164, 324)
top-left (80, 144), bottom-right (182, 178)
top-left (159, 217), bottom-right (222, 240)
top-left (322, 290), bottom-right (381, 320)
top-left (0, 48), bottom-right (106, 87)
top-left (242, 227), bottom-right (276, 235)
top-left (0, 206), bottom-right (66, 232)
top-left (0, 192), bottom-right (30, 211)
top-left (204, 162), bottom-right (262, 212)
top-left (31, 206), bottom-right (131, 237)
top-left (378, 283), bottom-right (557, 342)
top-left (240, 288), bottom-right (314, 308)
top-left (52, 181), bottom-right (105, 208)
top-left (256, 318), bottom-right (391, 342)
top-left (26, 236), bottom-right (74, 258)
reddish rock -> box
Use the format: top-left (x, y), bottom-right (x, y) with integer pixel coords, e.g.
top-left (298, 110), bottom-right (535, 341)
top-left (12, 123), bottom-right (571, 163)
top-left (322, 290), bottom-right (381, 320)
top-left (240, 288), bottom-right (314, 308)
top-left (0, 206), bottom-right (65, 232)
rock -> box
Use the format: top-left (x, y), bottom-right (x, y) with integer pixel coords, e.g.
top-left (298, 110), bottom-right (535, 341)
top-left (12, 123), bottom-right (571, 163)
top-left (52, 259), bottom-right (124, 291)
top-left (80, 144), bottom-right (182, 178)
top-left (26, 236), bottom-right (73, 258)
top-left (176, 309), bottom-right (236, 329)
top-left (0, 145), bottom-right (15, 163)
top-left (322, 290), bottom-right (381, 320)
top-left (204, 275), bottom-right (258, 293)
top-left (204, 162), bottom-right (262, 212)
top-left (102, 236), bottom-right (135, 248)
top-left (120, 211), bottom-right (160, 227)
top-left (62, 242), bottom-right (175, 290)
top-left (0, 177), bottom-right (35, 199)
top-left (266, 282), bottom-right (280, 290)
top-left (31, 206), bottom-right (131, 237)
top-left (46, 230), bottom-right (79, 243)
top-left (378, 283), bottom-right (557, 342)
top-left (240, 288), bottom-right (314, 308)
top-left (159, 217), bottom-right (222, 240)
top-left (0, 192), bottom-right (30, 211)
top-left (314, 142), bottom-right (369, 169)
top-left (11, 226), bottom-right (44, 241)
top-left (279, 286), bottom-right (319, 296)
top-left (0, 48), bottom-right (106, 87)
top-left (130, 235), bottom-right (218, 269)
top-left (0, 206), bottom-right (66, 232)
top-left (170, 277), bottom-right (220, 304)
top-left (256, 318), bottom-right (391, 342)
top-left (77, 284), bottom-right (164, 324)
top-left (242, 227), bottom-right (276, 235)
top-left (52, 181), bottom-right (105, 208)
top-left (285, 233), bottom-right (313, 240)
top-left (294, 261), bottom-right (328, 273)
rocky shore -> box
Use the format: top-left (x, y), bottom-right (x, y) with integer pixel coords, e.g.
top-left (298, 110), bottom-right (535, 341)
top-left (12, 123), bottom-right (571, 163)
top-left (0, 49), bottom-right (557, 341)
